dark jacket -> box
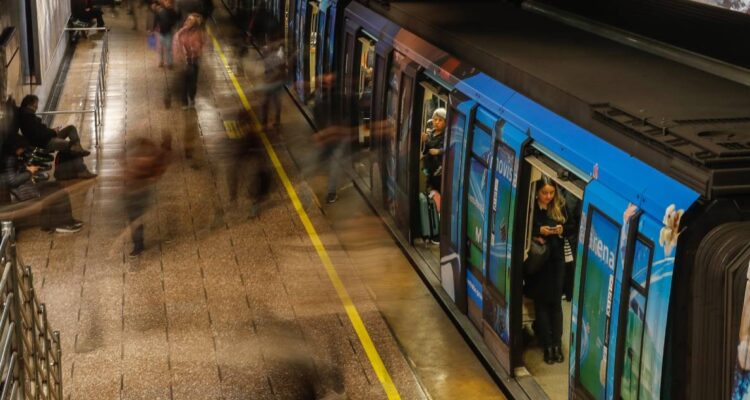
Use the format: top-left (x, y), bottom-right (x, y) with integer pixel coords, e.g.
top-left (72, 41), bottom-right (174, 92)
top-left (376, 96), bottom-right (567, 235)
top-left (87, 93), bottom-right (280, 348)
top-left (526, 202), bottom-right (567, 303)
top-left (19, 109), bottom-right (56, 148)
top-left (1, 154), bottom-right (38, 202)
top-left (154, 7), bottom-right (180, 34)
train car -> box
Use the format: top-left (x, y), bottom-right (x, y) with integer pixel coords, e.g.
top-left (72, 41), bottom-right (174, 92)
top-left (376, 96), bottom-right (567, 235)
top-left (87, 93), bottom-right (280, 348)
top-left (307, 1), bottom-right (750, 399)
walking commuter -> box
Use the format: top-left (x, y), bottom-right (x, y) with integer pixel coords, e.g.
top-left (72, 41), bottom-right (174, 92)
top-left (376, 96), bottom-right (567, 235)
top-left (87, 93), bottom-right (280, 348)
top-left (122, 135), bottom-right (172, 257)
top-left (224, 111), bottom-right (272, 218)
top-left (260, 40), bottom-right (287, 131)
top-left (174, 13), bottom-right (206, 109)
top-left (153, 0), bottom-right (180, 68)
top-left (312, 73), bottom-right (351, 204)
top-left (525, 175), bottom-right (567, 365)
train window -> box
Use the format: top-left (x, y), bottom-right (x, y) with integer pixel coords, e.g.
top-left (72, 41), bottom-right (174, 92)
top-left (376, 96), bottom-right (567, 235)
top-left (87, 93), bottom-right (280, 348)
top-left (620, 239), bottom-right (653, 400)
top-left (383, 52), bottom-right (404, 213)
top-left (308, 2), bottom-right (319, 93)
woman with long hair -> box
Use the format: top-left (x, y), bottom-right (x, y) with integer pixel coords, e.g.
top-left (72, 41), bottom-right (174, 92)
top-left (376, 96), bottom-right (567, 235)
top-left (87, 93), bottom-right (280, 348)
top-left (528, 175), bottom-right (567, 364)
top-left (174, 13), bottom-right (206, 109)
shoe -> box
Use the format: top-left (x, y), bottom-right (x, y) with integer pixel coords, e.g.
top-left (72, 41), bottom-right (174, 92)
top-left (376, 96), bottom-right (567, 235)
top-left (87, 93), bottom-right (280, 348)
top-left (55, 224), bottom-right (82, 234)
top-left (554, 346), bottom-right (564, 363)
top-left (24, 152), bottom-right (53, 163)
top-left (430, 237), bottom-right (440, 245)
top-left (71, 220), bottom-right (84, 229)
top-left (69, 144), bottom-right (91, 157)
top-left (543, 347), bottom-right (555, 365)
top-left (77, 170), bottom-right (98, 179)
top-left (326, 192), bottom-right (338, 203)
top-left (32, 172), bottom-right (49, 181)
top-left (129, 246), bottom-right (144, 258)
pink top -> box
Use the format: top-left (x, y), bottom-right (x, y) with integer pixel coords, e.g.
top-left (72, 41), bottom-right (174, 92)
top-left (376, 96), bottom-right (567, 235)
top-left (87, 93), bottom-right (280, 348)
top-left (174, 27), bottom-right (206, 61)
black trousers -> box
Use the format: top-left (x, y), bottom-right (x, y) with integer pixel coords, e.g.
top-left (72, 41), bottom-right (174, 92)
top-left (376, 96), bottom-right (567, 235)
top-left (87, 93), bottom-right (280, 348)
top-left (535, 297), bottom-right (563, 347)
top-left (38, 182), bottom-right (74, 229)
top-left (46, 125), bottom-right (82, 152)
top-left (183, 61), bottom-right (199, 104)
top-left (125, 188), bottom-right (152, 250)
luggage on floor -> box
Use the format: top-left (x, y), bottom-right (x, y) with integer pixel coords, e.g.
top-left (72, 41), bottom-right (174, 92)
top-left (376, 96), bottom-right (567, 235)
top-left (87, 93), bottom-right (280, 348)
top-left (419, 191), bottom-right (440, 241)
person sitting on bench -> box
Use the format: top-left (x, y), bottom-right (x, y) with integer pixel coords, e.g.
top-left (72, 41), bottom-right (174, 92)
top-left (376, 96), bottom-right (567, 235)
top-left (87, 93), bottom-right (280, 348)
top-left (19, 95), bottom-right (91, 158)
top-left (72, 0), bottom-right (106, 28)
top-left (1, 134), bottom-right (84, 233)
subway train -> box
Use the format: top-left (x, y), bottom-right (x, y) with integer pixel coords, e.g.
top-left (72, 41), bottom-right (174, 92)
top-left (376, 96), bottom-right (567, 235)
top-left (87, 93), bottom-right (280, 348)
top-left (241, 0), bottom-right (750, 399)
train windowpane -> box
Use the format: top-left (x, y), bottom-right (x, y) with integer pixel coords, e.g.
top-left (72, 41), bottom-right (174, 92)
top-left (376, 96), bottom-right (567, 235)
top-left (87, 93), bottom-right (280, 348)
top-left (308, 2), bottom-right (319, 94)
top-left (384, 53), bottom-right (403, 215)
top-left (618, 239), bottom-right (652, 400)
top-left (397, 75), bottom-right (413, 194)
top-left (621, 290), bottom-right (646, 400)
top-left (631, 240), bottom-right (652, 290)
top-left (448, 110), bottom-right (466, 247)
top-left (578, 210), bottom-right (621, 399)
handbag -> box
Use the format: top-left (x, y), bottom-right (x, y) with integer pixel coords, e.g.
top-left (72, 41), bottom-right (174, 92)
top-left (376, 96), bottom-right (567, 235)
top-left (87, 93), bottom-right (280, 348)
top-left (147, 32), bottom-right (158, 50)
top-left (524, 239), bottom-right (549, 276)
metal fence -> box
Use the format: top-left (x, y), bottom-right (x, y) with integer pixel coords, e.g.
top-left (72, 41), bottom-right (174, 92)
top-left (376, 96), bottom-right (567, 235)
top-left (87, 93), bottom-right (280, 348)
top-left (0, 221), bottom-right (63, 400)
top-left (38, 27), bottom-right (109, 148)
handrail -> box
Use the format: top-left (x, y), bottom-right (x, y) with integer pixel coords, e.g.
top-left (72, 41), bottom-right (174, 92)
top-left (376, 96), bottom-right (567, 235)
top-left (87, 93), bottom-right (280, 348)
top-left (41, 25), bottom-right (109, 149)
top-left (0, 221), bottom-right (63, 400)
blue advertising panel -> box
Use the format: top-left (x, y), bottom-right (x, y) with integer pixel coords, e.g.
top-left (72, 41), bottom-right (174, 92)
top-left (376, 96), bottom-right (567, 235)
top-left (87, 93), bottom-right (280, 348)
top-left (487, 143), bottom-right (515, 342)
top-left (467, 158), bottom-right (489, 275)
top-left (449, 109), bottom-right (468, 247)
top-left (578, 209), bottom-right (621, 400)
top-left (467, 269), bottom-right (483, 309)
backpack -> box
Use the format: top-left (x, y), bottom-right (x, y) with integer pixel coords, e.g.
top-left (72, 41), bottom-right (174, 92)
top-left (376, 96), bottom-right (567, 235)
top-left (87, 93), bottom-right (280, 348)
top-left (54, 152), bottom-right (86, 180)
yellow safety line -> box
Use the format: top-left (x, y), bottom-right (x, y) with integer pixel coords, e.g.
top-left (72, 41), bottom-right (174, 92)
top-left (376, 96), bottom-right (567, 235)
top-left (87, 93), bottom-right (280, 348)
top-left (207, 28), bottom-right (401, 400)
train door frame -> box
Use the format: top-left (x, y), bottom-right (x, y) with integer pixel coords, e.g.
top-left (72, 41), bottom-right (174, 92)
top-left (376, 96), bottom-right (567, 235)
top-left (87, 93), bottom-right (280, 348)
top-left (368, 39), bottom-right (390, 208)
top-left (439, 91), bottom-right (474, 307)
top-left (568, 179), bottom-right (639, 400)
top-left (409, 74), bottom-right (449, 270)
top-left (510, 145), bottom-right (589, 385)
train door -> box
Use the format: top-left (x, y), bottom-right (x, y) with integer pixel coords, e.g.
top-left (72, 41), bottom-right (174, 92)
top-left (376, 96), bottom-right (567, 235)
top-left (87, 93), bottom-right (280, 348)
top-left (482, 123), bottom-right (526, 371)
top-left (515, 149), bottom-right (587, 398)
top-left (439, 92), bottom-right (473, 306)
top-left (411, 77), bottom-right (449, 273)
top-left (350, 33), bottom-right (376, 188)
top-left (382, 50), bottom-right (416, 238)
top-left (568, 180), bottom-right (637, 400)
top-left (463, 107), bottom-right (499, 330)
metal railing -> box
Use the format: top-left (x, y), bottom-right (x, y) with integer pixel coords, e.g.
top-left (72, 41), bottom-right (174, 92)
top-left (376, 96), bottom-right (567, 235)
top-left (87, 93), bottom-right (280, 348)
top-left (38, 26), bottom-right (109, 148)
top-left (0, 221), bottom-right (63, 400)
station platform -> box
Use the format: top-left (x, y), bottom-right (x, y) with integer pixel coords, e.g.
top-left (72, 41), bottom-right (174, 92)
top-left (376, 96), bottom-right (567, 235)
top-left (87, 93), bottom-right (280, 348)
top-left (16, 4), bottom-right (506, 399)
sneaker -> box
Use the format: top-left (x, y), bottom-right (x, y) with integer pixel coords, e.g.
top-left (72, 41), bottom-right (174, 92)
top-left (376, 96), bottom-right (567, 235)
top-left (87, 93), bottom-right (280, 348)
top-left (77, 170), bottom-right (98, 179)
top-left (69, 144), bottom-right (91, 157)
top-left (71, 220), bottom-right (84, 229)
top-left (55, 224), bottom-right (82, 234)
top-left (326, 192), bottom-right (338, 204)
top-left (129, 246), bottom-right (144, 258)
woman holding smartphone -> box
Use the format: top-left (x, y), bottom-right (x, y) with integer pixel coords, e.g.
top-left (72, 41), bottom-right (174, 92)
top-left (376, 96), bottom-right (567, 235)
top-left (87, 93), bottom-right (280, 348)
top-left (528, 175), bottom-right (567, 364)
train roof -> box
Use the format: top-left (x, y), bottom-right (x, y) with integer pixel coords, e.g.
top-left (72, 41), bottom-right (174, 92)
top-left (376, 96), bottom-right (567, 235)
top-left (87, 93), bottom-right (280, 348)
top-left (356, 0), bottom-right (750, 199)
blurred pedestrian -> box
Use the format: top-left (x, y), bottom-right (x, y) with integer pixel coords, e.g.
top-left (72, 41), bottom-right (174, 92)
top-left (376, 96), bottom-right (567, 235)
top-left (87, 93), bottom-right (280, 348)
top-left (312, 73), bottom-right (352, 204)
top-left (153, 0), bottom-right (180, 68)
top-left (174, 13), bottom-right (206, 109)
top-left (122, 134), bottom-right (172, 257)
top-left (260, 40), bottom-right (287, 131)
top-left (224, 110), bottom-right (272, 217)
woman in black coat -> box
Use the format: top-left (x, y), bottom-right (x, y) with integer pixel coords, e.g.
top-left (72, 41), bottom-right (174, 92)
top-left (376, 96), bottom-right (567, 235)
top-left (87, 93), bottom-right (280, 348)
top-left (527, 175), bottom-right (567, 364)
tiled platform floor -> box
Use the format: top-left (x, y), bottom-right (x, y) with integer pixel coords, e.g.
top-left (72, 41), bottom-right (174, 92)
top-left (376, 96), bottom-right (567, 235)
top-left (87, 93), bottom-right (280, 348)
top-left (16, 4), bottom-right (506, 400)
